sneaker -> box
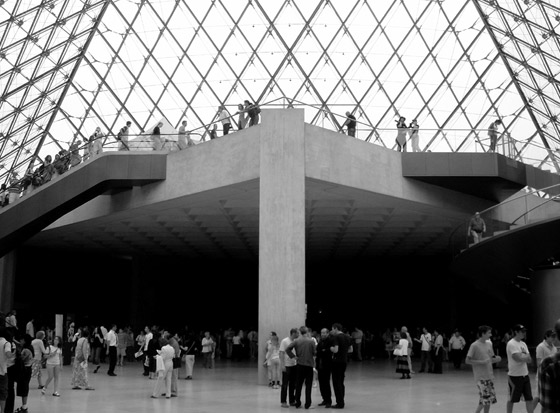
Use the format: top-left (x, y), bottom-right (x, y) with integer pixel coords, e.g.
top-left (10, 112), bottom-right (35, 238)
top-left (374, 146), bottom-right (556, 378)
top-left (53, 392), bottom-right (60, 397)
top-left (281, 403), bottom-right (289, 408)
top-left (41, 387), bottom-right (46, 395)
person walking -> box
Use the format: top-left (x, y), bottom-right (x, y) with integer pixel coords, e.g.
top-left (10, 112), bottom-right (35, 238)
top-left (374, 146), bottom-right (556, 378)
top-left (341, 112), bottom-right (357, 137)
top-left (151, 122), bottom-right (164, 151)
top-left (506, 324), bottom-right (534, 413)
top-left (31, 331), bottom-right (47, 390)
top-left (468, 212), bottom-right (486, 245)
top-left (217, 106), bottom-right (232, 135)
top-left (117, 121), bottom-right (131, 151)
top-left (466, 325), bottom-right (502, 413)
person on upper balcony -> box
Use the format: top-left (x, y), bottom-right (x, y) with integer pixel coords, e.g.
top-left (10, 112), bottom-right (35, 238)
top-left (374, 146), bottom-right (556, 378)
top-left (488, 119), bottom-right (502, 153)
top-left (468, 212), bottom-right (486, 245)
top-left (341, 112), bottom-right (356, 137)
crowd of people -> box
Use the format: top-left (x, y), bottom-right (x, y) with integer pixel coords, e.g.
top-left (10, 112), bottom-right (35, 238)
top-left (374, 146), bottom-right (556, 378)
top-left (1, 310), bottom-right (559, 412)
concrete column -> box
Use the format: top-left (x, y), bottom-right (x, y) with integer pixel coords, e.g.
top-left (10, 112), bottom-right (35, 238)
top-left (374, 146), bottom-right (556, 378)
top-left (531, 267), bottom-right (560, 345)
top-left (258, 109), bottom-right (306, 384)
top-left (0, 251), bottom-right (17, 314)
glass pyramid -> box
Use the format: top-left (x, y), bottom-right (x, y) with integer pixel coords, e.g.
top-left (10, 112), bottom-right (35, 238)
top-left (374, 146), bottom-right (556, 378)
top-left (1, 0), bottom-right (559, 185)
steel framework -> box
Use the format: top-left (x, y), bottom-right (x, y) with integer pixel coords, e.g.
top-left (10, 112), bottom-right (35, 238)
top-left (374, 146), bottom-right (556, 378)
top-left (1, 0), bottom-right (559, 184)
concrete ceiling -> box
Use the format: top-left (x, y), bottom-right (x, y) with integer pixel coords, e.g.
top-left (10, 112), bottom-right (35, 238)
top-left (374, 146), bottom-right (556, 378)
top-left (24, 178), bottom-right (468, 261)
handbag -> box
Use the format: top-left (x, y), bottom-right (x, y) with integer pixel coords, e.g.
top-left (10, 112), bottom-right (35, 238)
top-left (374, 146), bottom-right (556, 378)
top-left (134, 350), bottom-right (144, 360)
top-left (172, 357), bottom-right (181, 369)
top-left (393, 347), bottom-right (402, 357)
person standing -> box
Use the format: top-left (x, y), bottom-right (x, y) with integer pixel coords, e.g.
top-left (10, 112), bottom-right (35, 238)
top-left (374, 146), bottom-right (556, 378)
top-left (432, 328), bottom-right (444, 374)
top-left (237, 104), bottom-right (247, 130)
top-left (31, 331), bottom-right (47, 389)
top-left (0, 327), bottom-right (13, 413)
top-left (151, 338), bottom-right (174, 399)
top-left (152, 122), bottom-right (164, 151)
top-left (538, 318), bottom-right (560, 413)
top-left (201, 332), bottom-right (214, 369)
top-left (177, 120), bottom-right (189, 150)
top-left (409, 119), bottom-right (420, 152)
top-left (89, 127), bottom-right (104, 157)
top-left (533, 329), bottom-right (557, 410)
top-left (25, 319), bottom-right (34, 339)
top-left (449, 329), bottom-right (467, 370)
top-left (286, 326), bottom-right (316, 410)
top-left (117, 121), bottom-right (131, 151)
top-left (143, 326), bottom-right (152, 377)
top-left (395, 332), bottom-right (411, 379)
top-left (351, 327), bottom-right (363, 362)
top-left (106, 324), bottom-right (118, 377)
top-left (401, 326), bottom-right (414, 373)
top-left (506, 324), bottom-right (534, 413)
top-left (395, 116), bottom-right (408, 152)
top-left (317, 328), bottom-right (333, 408)
top-left (264, 335), bottom-right (281, 389)
top-left (217, 106), bottom-right (232, 135)
top-left (466, 325), bottom-right (502, 413)
top-left (279, 328), bottom-right (299, 408)
top-left (415, 327), bottom-right (432, 373)
top-left (468, 212), bottom-right (486, 245)
top-left (117, 327), bottom-right (128, 367)
top-left (341, 112), bottom-right (357, 137)
top-left (169, 332), bottom-right (181, 397)
top-left (71, 329), bottom-right (94, 390)
top-left (43, 336), bottom-right (63, 397)
top-left (180, 332), bottom-right (198, 380)
top-left (330, 323), bottom-right (350, 409)
top-left (488, 119), bottom-right (502, 152)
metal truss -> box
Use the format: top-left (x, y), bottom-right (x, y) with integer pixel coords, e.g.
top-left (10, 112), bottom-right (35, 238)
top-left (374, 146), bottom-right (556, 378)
top-left (1, 0), bottom-right (560, 185)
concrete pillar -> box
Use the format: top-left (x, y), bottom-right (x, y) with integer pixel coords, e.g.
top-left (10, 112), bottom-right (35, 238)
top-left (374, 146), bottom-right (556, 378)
top-left (258, 109), bottom-right (306, 384)
top-left (0, 251), bottom-right (17, 314)
top-left (531, 267), bottom-right (560, 345)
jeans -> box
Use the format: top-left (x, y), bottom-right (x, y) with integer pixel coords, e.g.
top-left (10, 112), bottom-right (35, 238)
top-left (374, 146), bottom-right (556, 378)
top-left (294, 365), bottom-right (314, 408)
top-left (280, 366), bottom-right (297, 404)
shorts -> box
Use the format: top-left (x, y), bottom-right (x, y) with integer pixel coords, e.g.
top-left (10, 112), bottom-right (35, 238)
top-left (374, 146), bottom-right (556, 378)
top-left (0, 374), bottom-right (7, 401)
top-left (508, 375), bottom-right (533, 403)
top-left (476, 379), bottom-right (497, 405)
top-left (117, 347), bottom-right (127, 357)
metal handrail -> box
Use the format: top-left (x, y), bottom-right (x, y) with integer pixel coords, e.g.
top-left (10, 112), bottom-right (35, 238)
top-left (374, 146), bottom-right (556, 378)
top-left (449, 182), bottom-right (560, 255)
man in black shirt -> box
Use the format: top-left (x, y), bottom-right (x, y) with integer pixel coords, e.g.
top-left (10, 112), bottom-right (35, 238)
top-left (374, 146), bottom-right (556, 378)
top-left (330, 323), bottom-right (350, 409)
top-left (317, 328), bottom-right (334, 408)
top-left (341, 112), bottom-right (357, 137)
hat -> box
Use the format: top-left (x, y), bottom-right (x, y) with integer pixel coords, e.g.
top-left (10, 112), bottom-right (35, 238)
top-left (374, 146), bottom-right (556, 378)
top-left (513, 324), bottom-right (527, 332)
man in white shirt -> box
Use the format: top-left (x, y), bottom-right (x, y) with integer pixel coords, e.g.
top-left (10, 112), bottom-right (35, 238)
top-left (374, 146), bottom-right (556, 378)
top-left (279, 328), bottom-right (299, 408)
top-left (533, 329), bottom-right (557, 410)
top-left (449, 329), bottom-right (467, 370)
top-left (143, 326), bottom-right (153, 377)
top-left (506, 324), bottom-right (534, 413)
top-left (106, 324), bottom-right (118, 376)
top-left (466, 325), bottom-right (502, 413)
top-left (415, 327), bottom-right (432, 373)
top-left (217, 106), bottom-right (231, 135)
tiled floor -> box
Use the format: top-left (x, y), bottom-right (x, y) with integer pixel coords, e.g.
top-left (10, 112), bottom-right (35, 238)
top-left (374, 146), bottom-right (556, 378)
top-left (22, 358), bottom-right (533, 412)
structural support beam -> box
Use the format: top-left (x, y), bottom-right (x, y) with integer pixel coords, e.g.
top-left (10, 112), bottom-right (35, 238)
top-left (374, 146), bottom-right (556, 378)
top-left (531, 267), bottom-right (560, 345)
top-left (0, 251), bottom-right (17, 314)
top-left (258, 109), bottom-right (306, 384)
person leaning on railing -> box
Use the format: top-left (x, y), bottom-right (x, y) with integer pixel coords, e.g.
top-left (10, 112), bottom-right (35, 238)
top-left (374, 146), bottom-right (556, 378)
top-left (468, 211), bottom-right (486, 245)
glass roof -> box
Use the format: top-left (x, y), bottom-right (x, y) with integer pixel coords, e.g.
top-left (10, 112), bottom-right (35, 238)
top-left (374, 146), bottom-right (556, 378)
top-left (1, 0), bottom-right (559, 184)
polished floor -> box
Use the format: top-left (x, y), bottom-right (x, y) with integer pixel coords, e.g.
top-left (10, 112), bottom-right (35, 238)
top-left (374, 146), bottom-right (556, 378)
top-left (23, 358), bottom-right (536, 413)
